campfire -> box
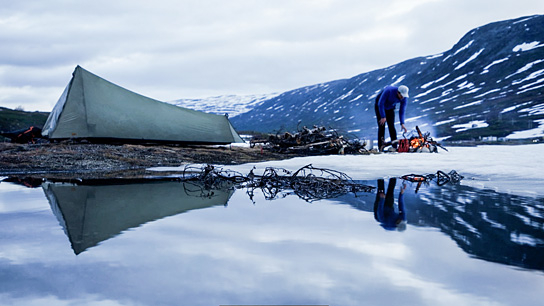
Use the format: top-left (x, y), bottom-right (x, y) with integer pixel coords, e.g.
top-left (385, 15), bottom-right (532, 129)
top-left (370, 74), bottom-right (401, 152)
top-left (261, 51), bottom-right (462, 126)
top-left (390, 126), bottom-right (447, 153)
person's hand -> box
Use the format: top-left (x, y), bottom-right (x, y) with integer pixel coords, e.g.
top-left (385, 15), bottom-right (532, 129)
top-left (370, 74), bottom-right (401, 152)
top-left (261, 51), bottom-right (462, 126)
top-left (379, 118), bottom-right (386, 126)
top-left (401, 124), bottom-right (407, 133)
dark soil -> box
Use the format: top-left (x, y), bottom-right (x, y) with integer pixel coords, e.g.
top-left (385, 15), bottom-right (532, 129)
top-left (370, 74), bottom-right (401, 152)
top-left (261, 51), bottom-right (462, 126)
top-left (0, 142), bottom-right (302, 180)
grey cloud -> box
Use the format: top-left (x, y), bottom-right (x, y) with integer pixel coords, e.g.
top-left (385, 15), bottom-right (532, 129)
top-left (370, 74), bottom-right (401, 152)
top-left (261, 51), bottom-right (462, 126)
top-left (1, 0), bottom-right (544, 110)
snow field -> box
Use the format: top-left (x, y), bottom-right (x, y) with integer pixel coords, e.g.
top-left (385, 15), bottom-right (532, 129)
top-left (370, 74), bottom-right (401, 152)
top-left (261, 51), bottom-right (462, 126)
top-left (151, 144), bottom-right (544, 197)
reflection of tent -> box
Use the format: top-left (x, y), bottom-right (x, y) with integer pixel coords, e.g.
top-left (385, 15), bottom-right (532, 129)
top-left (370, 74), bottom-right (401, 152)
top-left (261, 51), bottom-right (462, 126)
top-left (43, 180), bottom-right (234, 254)
top-left (42, 66), bottom-right (243, 144)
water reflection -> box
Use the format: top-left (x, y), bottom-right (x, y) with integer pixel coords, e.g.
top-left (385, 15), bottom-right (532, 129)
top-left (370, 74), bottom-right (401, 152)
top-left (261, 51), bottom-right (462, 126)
top-left (343, 180), bottom-right (544, 271)
top-left (410, 183), bottom-right (544, 272)
top-left (14, 174), bottom-right (544, 272)
top-left (373, 178), bottom-right (406, 231)
top-left (43, 180), bottom-right (234, 254)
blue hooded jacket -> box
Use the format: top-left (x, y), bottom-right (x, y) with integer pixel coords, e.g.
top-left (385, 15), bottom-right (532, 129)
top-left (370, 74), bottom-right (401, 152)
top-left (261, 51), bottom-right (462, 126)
top-left (377, 86), bottom-right (407, 124)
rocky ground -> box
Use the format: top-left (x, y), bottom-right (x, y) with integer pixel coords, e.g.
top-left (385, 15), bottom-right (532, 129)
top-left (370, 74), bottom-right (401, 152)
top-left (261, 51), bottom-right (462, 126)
top-left (0, 142), bottom-right (302, 180)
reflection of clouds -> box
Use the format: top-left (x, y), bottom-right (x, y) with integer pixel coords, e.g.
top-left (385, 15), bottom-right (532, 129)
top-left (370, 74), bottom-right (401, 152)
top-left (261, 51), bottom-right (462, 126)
top-left (0, 196), bottom-right (71, 263)
top-left (0, 294), bottom-right (127, 306)
top-left (375, 264), bottom-right (497, 306)
top-left (2, 183), bottom-right (544, 305)
top-left (0, 185), bottom-right (48, 213)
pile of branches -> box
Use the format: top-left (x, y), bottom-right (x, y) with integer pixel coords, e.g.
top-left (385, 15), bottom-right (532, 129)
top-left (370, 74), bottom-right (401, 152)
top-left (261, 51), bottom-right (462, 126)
top-left (250, 125), bottom-right (369, 155)
top-left (180, 164), bottom-right (374, 202)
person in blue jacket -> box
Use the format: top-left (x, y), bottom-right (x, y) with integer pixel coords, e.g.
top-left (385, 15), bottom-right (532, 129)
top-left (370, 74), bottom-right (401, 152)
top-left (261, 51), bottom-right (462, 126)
top-left (375, 85), bottom-right (409, 151)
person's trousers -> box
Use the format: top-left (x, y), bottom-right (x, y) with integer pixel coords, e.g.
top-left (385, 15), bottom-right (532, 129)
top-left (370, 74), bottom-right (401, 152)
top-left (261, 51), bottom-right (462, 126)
top-left (374, 102), bottom-right (397, 149)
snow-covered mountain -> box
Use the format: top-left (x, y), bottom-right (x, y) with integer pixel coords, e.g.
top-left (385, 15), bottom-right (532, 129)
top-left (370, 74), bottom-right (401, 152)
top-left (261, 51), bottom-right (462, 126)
top-left (230, 15), bottom-right (544, 141)
top-left (170, 93), bottom-right (279, 117)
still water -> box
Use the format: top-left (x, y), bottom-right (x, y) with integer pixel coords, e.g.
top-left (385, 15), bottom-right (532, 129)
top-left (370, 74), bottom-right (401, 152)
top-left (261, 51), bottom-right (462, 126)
top-left (0, 176), bottom-right (543, 306)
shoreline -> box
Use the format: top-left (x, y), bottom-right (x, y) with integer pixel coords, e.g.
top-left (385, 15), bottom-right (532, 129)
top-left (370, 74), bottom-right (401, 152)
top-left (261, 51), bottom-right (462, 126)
top-left (0, 142), bottom-right (302, 180)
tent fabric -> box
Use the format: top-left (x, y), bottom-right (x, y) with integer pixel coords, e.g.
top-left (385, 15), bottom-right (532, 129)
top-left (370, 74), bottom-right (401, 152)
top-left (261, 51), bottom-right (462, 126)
top-left (42, 66), bottom-right (244, 144)
top-left (43, 180), bottom-right (234, 254)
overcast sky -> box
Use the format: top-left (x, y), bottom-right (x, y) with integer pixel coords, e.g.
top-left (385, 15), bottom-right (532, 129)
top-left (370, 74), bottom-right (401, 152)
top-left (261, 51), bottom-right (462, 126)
top-left (1, 0), bottom-right (543, 112)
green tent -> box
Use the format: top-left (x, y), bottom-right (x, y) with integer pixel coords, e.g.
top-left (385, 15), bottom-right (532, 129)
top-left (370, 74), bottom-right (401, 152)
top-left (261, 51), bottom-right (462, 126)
top-left (43, 180), bottom-right (234, 254)
top-left (42, 66), bottom-right (244, 144)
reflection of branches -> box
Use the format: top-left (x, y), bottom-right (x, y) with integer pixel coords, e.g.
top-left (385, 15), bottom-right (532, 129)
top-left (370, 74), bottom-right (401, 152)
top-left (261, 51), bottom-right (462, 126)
top-left (401, 170), bottom-right (464, 193)
top-left (180, 164), bottom-right (375, 203)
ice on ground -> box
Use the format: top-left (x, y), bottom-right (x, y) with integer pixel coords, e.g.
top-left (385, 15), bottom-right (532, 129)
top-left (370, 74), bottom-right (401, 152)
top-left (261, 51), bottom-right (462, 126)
top-left (150, 144), bottom-right (544, 197)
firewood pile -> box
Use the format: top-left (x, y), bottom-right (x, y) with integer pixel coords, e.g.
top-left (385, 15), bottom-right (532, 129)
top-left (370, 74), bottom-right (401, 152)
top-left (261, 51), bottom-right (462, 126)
top-left (250, 126), bottom-right (370, 155)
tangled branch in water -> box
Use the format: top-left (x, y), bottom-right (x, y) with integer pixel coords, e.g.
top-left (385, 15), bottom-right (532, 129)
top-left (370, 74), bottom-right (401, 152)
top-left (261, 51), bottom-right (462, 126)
top-left (180, 164), bottom-right (375, 202)
top-left (401, 170), bottom-right (464, 193)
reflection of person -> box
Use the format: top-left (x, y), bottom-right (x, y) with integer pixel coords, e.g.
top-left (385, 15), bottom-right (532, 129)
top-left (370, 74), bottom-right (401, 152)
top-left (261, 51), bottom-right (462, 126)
top-left (375, 85), bottom-right (409, 151)
top-left (374, 178), bottom-right (407, 231)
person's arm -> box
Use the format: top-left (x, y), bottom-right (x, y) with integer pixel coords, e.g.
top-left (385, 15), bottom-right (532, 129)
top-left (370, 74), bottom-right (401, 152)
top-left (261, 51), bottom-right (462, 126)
top-left (378, 90), bottom-right (388, 125)
top-left (399, 98), bottom-right (407, 132)
top-left (378, 91), bottom-right (387, 119)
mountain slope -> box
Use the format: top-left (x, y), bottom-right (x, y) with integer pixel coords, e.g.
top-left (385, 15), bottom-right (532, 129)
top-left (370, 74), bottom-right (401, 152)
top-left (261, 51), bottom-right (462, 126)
top-left (230, 15), bottom-right (544, 141)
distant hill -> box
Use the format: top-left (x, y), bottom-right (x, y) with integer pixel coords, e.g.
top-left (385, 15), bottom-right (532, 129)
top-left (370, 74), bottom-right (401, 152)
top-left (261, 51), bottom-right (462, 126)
top-left (0, 107), bottom-right (49, 140)
top-left (230, 15), bottom-right (544, 141)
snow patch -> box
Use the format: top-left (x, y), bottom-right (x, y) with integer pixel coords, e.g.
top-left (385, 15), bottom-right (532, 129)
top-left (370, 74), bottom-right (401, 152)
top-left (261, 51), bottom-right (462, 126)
top-left (506, 59), bottom-right (544, 79)
top-left (426, 53), bottom-right (443, 59)
top-left (513, 16), bottom-right (537, 24)
top-left (433, 118), bottom-right (456, 126)
top-left (453, 100), bottom-right (483, 110)
top-left (421, 74), bottom-right (450, 89)
top-left (451, 120), bottom-right (489, 132)
top-left (349, 94), bottom-right (363, 102)
top-left (500, 102), bottom-right (531, 114)
top-left (474, 89), bottom-right (501, 99)
top-left (507, 120), bottom-right (544, 138)
top-left (455, 49), bottom-right (485, 70)
top-left (453, 40), bottom-right (474, 56)
top-left (512, 41), bottom-right (544, 52)
top-left (151, 144), bottom-right (544, 197)
top-left (517, 83), bottom-right (544, 95)
top-left (480, 58), bottom-right (509, 74)
top-left (391, 75), bottom-right (406, 86)
top-left (519, 103), bottom-right (544, 116)
top-left (512, 69), bottom-right (544, 85)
